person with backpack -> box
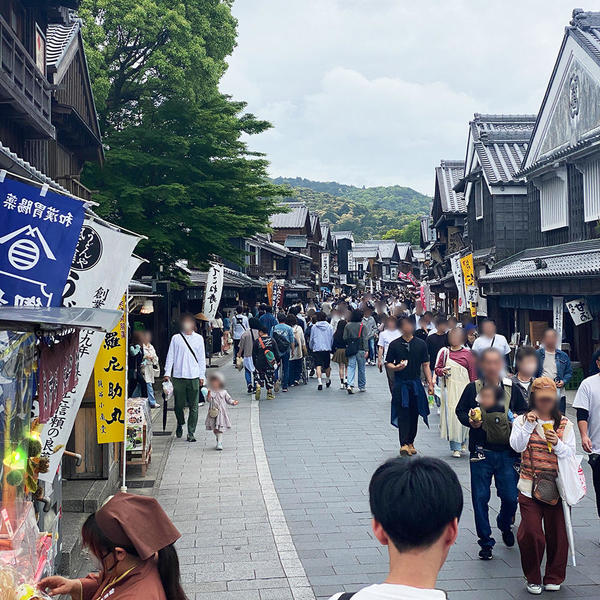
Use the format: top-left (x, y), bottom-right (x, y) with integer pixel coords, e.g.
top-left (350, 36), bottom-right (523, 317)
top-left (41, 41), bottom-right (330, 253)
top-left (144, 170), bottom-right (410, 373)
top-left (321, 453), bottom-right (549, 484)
top-left (163, 313), bottom-right (206, 442)
top-left (455, 347), bottom-right (528, 560)
top-left (231, 305), bottom-right (249, 366)
top-left (237, 317), bottom-right (261, 394)
top-left (309, 311), bottom-right (334, 390)
top-left (344, 309), bottom-right (369, 394)
top-left (287, 314), bottom-right (306, 386)
top-left (272, 312), bottom-right (295, 393)
top-left (328, 457), bottom-right (463, 600)
top-left (252, 322), bottom-right (281, 400)
top-left (332, 319), bottom-right (349, 389)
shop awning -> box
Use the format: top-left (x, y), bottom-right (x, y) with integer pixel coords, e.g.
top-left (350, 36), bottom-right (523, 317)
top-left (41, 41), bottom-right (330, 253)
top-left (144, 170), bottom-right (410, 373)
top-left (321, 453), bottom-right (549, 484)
top-left (0, 306), bottom-right (122, 332)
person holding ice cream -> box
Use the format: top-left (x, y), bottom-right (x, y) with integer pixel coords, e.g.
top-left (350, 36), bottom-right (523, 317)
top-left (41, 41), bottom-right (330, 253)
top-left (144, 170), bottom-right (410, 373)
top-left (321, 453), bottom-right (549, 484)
top-left (510, 377), bottom-right (575, 595)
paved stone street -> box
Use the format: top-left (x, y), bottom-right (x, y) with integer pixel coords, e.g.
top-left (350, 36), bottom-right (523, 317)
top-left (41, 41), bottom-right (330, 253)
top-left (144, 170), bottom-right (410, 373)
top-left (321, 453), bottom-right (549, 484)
top-left (158, 362), bottom-right (600, 600)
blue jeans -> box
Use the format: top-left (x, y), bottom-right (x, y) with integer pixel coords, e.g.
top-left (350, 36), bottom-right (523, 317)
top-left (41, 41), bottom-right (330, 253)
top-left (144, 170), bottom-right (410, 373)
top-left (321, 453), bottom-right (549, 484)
top-left (244, 367), bottom-right (253, 387)
top-left (470, 449), bottom-right (520, 548)
top-left (147, 382), bottom-right (156, 406)
top-left (276, 351), bottom-right (290, 389)
top-left (368, 338), bottom-right (376, 361)
top-left (347, 352), bottom-right (366, 390)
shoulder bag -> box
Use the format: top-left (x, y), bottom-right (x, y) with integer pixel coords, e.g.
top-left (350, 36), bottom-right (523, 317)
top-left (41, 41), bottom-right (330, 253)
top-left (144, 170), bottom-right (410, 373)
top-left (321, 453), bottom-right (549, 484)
top-left (528, 444), bottom-right (560, 506)
top-left (345, 323), bottom-right (363, 357)
top-left (180, 333), bottom-right (198, 361)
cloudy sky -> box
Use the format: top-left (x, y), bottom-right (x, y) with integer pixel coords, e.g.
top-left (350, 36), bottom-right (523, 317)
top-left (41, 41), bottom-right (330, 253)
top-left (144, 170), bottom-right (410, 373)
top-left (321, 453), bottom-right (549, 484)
top-left (221, 1), bottom-right (579, 195)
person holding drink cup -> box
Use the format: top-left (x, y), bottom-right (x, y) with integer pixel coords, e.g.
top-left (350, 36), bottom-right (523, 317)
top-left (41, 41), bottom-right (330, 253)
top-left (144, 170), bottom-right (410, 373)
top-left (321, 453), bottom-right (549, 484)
top-left (509, 377), bottom-right (575, 594)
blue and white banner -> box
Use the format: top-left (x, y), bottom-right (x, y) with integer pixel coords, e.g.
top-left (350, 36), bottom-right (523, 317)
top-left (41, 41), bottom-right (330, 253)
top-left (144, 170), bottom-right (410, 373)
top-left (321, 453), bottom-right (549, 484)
top-left (0, 176), bottom-right (85, 307)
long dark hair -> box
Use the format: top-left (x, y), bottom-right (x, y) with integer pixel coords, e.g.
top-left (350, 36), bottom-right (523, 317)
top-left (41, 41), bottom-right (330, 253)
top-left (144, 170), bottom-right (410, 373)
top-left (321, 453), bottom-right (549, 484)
top-left (334, 319), bottom-right (347, 343)
top-left (528, 391), bottom-right (562, 431)
top-left (82, 514), bottom-right (187, 600)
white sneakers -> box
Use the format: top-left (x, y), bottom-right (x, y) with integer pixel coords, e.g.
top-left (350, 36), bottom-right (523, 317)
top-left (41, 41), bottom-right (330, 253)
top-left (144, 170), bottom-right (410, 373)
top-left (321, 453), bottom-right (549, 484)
top-left (216, 441), bottom-right (223, 451)
top-left (527, 584), bottom-right (543, 595)
top-left (545, 584), bottom-right (561, 592)
top-left (452, 450), bottom-right (461, 458)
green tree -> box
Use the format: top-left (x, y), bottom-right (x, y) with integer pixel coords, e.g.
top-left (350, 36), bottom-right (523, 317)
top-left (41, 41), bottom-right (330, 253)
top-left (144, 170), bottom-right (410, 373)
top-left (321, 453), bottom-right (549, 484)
top-left (80, 0), bottom-right (285, 275)
top-left (382, 219), bottom-right (421, 245)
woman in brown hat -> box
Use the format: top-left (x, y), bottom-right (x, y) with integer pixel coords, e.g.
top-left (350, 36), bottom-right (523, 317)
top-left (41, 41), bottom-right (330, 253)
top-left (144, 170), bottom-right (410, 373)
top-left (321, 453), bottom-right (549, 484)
top-left (509, 377), bottom-right (575, 595)
top-left (39, 493), bottom-right (186, 600)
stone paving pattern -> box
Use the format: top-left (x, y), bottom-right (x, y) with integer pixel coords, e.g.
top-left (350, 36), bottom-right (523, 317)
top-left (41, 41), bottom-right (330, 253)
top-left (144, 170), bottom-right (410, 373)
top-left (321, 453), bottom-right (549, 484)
top-left (157, 362), bottom-right (600, 600)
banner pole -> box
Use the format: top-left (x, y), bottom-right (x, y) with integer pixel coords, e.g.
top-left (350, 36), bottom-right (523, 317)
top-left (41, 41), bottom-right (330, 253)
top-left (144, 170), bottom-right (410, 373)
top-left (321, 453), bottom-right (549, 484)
top-left (121, 289), bottom-right (129, 493)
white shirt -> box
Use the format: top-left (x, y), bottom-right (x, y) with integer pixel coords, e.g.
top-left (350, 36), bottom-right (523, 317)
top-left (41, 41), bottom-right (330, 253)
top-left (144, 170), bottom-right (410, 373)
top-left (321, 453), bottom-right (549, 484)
top-left (329, 584), bottom-right (446, 600)
top-left (164, 331), bottom-right (206, 380)
top-left (573, 373), bottom-right (600, 453)
top-left (378, 329), bottom-right (401, 360)
top-left (471, 333), bottom-right (510, 355)
top-left (509, 415), bottom-right (576, 497)
top-left (232, 314), bottom-right (249, 340)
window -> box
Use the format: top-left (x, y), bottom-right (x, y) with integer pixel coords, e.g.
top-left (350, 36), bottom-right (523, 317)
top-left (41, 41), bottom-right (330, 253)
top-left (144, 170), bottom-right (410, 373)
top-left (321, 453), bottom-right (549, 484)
top-left (534, 169), bottom-right (568, 232)
top-left (474, 180), bottom-right (484, 220)
top-left (579, 157), bottom-right (600, 222)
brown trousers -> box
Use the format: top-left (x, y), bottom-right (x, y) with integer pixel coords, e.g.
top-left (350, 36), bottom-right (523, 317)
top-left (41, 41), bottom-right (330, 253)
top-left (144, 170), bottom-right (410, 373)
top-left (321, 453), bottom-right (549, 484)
top-left (517, 493), bottom-right (568, 585)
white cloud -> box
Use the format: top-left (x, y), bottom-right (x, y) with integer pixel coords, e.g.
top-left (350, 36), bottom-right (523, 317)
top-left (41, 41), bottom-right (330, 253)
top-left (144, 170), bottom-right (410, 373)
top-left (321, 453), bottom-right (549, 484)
top-left (221, 0), bottom-right (580, 194)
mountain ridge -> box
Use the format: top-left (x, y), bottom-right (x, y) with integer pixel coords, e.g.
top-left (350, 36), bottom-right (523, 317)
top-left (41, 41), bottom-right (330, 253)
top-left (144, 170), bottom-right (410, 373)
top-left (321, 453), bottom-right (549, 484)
top-left (272, 176), bottom-right (431, 242)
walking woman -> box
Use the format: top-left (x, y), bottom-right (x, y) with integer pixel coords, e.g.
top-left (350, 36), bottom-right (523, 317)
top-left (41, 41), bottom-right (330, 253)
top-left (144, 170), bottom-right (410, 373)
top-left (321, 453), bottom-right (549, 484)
top-left (287, 314), bottom-right (306, 386)
top-left (510, 377), bottom-right (574, 595)
top-left (40, 493), bottom-right (186, 600)
top-left (331, 319), bottom-right (348, 389)
top-left (435, 327), bottom-right (477, 457)
top-left (211, 312), bottom-right (224, 356)
top-left (344, 309), bottom-right (369, 394)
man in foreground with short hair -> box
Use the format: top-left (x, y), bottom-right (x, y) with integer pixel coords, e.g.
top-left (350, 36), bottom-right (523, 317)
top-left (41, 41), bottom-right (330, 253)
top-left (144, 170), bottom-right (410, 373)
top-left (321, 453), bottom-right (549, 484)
top-left (328, 457), bottom-right (463, 600)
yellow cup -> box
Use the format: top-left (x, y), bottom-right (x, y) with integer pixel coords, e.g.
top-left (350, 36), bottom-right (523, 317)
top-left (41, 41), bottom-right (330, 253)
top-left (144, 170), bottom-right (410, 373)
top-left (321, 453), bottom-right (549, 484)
top-left (542, 423), bottom-right (554, 453)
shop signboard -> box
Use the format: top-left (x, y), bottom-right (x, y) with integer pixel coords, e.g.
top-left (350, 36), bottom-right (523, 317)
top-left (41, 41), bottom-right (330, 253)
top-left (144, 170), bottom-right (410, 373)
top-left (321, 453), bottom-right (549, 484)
top-left (94, 295), bottom-right (127, 443)
top-left (202, 263), bottom-right (224, 320)
top-left (0, 176), bottom-right (85, 307)
top-left (450, 255), bottom-right (467, 313)
top-left (321, 252), bottom-right (330, 284)
top-left (39, 220), bottom-right (141, 483)
top-left (126, 397), bottom-right (152, 452)
top-left (566, 298), bottom-right (593, 326)
top-left (553, 296), bottom-right (564, 340)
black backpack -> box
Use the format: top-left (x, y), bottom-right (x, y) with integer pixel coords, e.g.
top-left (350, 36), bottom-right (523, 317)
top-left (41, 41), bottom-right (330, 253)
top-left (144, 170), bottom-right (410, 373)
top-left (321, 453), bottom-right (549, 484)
top-left (272, 329), bottom-right (291, 354)
top-left (345, 323), bottom-right (363, 357)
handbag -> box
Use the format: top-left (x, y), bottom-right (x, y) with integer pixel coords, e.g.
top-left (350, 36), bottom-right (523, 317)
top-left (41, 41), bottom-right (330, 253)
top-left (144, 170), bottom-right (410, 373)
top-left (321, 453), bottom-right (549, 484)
top-left (208, 405), bottom-right (220, 418)
top-left (152, 363), bottom-right (160, 378)
top-left (528, 445), bottom-right (560, 506)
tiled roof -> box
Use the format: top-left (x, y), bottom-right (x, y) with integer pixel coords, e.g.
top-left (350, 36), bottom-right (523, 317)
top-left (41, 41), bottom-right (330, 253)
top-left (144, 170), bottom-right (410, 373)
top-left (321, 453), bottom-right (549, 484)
top-left (270, 202), bottom-right (309, 229)
top-left (284, 235), bottom-right (308, 249)
top-left (397, 242), bottom-right (412, 261)
top-left (364, 239), bottom-right (396, 260)
top-left (46, 17), bottom-right (80, 69)
top-left (479, 239), bottom-right (600, 282)
top-left (332, 231), bottom-right (354, 241)
top-left (352, 244), bottom-right (379, 259)
top-left (309, 212), bottom-right (320, 235)
top-left (435, 160), bottom-right (466, 213)
top-left (470, 114), bottom-right (535, 184)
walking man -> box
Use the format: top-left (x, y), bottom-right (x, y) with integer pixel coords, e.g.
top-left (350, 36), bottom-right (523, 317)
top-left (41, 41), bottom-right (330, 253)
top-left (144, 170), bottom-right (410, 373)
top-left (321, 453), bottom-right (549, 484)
top-left (573, 356), bottom-right (600, 525)
top-left (164, 313), bottom-right (206, 442)
top-left (309, 311), bottom-right (334, 390)
top-left (272, 312), bottom-right (295, 393)
top-left (456, 348), bottom-right (528, 559)
top-left (536, 328), bottom-right (572, 414)
top-left (471, 319), bottom-right (511, 359)
top-left (385, 316), bottom-right (434, 457)
top-left (231, 305), bottom-right (249, 365)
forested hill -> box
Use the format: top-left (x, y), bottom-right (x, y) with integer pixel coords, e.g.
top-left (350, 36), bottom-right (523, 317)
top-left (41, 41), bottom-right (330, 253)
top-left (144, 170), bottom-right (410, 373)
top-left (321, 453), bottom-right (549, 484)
top-left (271, 177), bottom-right (431, 242)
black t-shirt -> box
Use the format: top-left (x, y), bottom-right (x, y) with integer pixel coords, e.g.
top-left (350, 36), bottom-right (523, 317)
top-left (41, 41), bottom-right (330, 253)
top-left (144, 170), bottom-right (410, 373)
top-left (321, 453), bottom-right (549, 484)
top-left (386, 336), bottom-right (429, 381)
top-left (426, 332), bottom-right (448, 371)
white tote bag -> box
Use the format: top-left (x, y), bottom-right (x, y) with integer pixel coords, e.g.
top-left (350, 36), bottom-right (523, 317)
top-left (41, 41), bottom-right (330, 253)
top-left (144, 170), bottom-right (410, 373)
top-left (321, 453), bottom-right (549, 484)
top-left (557, 453), bottom-right (587, 506)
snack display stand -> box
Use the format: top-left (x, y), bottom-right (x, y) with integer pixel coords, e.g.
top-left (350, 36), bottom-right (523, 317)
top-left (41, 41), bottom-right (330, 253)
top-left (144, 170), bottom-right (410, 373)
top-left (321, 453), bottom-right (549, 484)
top-left (125, 398), bottom-right (152, 476)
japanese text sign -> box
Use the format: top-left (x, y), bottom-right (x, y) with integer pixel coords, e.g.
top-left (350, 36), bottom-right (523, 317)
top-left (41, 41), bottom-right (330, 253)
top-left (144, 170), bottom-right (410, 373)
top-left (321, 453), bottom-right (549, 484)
top-left (459, 253), bottom-right (476, 288)
top-left (566, 298), bottom-right (593, 326)
top-left (0, 176), bottom-right (85, 307)
top-left (202, 263), bottom-right (224, 321)
top-left (95, 295), bottom-right (127, 443)
top-left (321, 252), bottom-right (330, 284)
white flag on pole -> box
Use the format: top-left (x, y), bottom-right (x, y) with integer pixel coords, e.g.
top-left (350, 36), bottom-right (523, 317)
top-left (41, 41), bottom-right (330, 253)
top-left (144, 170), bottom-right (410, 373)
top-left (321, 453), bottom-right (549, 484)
top-left (39, 220), bottom-right (142, 482)
top-left (202, 263), bottom-right (224, 320)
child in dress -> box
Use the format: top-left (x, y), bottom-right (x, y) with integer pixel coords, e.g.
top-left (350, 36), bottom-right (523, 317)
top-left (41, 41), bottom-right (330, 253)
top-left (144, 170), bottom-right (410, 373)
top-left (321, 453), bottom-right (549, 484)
top-left (205, 371), bottom-right (238, 450)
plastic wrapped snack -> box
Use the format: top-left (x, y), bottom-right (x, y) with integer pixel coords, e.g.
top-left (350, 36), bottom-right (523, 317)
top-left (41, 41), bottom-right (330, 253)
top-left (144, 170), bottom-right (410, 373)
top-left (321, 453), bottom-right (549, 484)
top-left (16, 583), bottom-right (53, 600)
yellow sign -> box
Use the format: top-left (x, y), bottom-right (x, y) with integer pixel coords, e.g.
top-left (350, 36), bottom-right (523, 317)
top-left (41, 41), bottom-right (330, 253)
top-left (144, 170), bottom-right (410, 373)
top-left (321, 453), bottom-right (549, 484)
top-left (459, 253), bottom-right (475, 288)
top-left (94, 295), bottom-right (127, 443)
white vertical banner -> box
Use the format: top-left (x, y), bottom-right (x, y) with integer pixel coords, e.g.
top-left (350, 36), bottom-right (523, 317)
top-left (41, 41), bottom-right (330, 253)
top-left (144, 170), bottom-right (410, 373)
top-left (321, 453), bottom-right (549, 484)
top-left (39, 220), bottom-right (142, 482)
top-left (320, 252), bottom-right (330, 284)
top-left (202, 263), bottom-right (224, 320)
top-left (553, 296), bottom-right (564, 341)
top-left (449, 255), bottom-right (467, 313)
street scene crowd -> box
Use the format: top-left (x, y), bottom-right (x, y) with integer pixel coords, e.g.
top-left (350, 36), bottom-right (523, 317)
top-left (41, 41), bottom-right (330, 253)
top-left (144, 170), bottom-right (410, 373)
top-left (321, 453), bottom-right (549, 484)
top-left (45, 290), bottom-right (595, 600)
